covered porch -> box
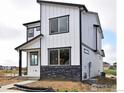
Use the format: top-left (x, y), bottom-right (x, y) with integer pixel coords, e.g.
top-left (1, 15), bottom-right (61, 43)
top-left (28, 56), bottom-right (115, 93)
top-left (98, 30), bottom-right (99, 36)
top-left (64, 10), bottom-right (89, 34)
top-left (15, 34), bottom-right (43, 77)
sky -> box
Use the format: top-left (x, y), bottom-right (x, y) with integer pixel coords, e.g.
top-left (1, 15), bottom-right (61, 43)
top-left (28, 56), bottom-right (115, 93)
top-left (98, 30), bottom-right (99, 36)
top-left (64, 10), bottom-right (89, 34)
top-left (0, 0), bottom-right (116, 67)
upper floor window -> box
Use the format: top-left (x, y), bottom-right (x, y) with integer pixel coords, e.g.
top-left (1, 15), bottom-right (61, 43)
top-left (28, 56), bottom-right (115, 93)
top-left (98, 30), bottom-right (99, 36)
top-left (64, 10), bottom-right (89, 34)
top-left (49, 15), bottom-right (69, 35)
top-left (28, 28), bottom-right (34, 37)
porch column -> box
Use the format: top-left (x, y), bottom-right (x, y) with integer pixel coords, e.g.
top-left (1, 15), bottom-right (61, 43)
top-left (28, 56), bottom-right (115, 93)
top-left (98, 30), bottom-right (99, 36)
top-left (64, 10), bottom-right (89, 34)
top-left (19, 50), bottom-right (22, 76)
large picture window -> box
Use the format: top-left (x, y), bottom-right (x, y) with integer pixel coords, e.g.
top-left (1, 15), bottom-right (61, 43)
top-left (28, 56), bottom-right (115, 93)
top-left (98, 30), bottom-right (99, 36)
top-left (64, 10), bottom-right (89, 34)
top-left (30, 52), bottom-right (38, 66)
top-left (49, 15), bottom-right (69, 34)
top-left (48, 47), bottom-right (71, 65)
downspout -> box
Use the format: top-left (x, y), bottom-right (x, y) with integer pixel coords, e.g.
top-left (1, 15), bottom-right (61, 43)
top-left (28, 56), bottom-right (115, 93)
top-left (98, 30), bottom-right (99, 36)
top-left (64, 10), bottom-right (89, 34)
top-left (79, 7), bottom-right (87, 81)
top-left (79, 9), bottom-right (82, 81)
top-left (40, 3), bottom-right (41, 79)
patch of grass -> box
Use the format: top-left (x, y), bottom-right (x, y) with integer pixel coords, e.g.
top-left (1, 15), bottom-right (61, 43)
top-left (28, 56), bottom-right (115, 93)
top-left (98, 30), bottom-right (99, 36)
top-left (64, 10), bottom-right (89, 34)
top-left (104, 69), bottom-right (116, 76)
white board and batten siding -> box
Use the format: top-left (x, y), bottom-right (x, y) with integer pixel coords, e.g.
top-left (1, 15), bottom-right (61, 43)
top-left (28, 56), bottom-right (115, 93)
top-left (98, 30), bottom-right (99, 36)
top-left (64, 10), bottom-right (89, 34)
top-left (40, 3), bottom-right (81, 65)
top-left (81, 12), bottom-right (103, 80)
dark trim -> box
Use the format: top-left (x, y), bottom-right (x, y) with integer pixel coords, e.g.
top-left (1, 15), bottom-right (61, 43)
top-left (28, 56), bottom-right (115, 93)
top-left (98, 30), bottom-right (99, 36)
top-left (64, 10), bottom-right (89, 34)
top-left (40, 6), bottom-right (42, 78)
top-left (101, 50), bottom-right (105, 57)
top-left (19, 50), bottom-right (22, 76)
top-left (37, 0), bottom-right (88, 12)
top-left (15, 34), bottom-right (43, 50)
top-left (82, 42), bottom-right (96, 52)
top-left (27, 52), bottom-right (28, 75)
top-left (30, 52), bottom-right (38, 66)
top-left (49, 15), bottom-right (69, 35)
top-left (23, 20), bottom-right (40, 26)
top-left (49, 15), bottom-right (70, 20)
top-left (95, 26), bottom-right (98, 52)
top-left (26, 27), bottom-right (28, 41)
top-left (21, 48), bottom-right (40, 51)
top-left (48, 47), bottom-right (71, 66)
top-left (79, 9), bottom-right (82, 81)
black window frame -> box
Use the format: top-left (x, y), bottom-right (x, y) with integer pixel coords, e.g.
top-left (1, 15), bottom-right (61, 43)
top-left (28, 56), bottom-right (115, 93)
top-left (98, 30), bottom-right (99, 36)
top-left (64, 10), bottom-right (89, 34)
top-left (27, 28), bottom-right (34, 38)
top-left (30, 52), bottom-right (38, 66)
top-left (48, 47), bottom-right (71, 66)
top-left (49, 15), bottom-right (69, 35)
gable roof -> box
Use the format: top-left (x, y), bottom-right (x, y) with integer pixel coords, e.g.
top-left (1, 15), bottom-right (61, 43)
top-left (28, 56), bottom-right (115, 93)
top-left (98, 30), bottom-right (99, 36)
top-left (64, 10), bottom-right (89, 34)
top-left (15, 34), bottom-right (43, 50)
top-left (37, 0), bottom-right (88, 12)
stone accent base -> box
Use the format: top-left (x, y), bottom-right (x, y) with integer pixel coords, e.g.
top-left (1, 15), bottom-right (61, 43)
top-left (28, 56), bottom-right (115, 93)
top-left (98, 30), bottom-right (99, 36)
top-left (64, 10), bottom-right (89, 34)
top-left (40, 66), bottom-right (81, 81)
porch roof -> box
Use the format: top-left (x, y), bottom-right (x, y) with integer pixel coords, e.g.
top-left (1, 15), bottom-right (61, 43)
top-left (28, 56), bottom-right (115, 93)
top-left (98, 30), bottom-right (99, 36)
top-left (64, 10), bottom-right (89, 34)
top-left (15, 34), bottom-right (43, 51)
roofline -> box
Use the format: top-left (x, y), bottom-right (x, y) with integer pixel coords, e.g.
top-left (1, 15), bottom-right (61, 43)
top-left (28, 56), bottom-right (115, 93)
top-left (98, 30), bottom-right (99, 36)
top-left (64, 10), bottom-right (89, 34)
top-left (15, 34), bottom-right (43, 50)
top-left (37, 0), bottom-right (88, 12)
top-left (23, 20), bottom-right (40, 26)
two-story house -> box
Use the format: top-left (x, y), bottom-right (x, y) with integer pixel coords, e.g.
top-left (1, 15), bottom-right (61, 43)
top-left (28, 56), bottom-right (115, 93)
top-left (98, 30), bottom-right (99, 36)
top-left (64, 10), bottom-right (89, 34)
top-left (15, 0), bottom-right (105, 81)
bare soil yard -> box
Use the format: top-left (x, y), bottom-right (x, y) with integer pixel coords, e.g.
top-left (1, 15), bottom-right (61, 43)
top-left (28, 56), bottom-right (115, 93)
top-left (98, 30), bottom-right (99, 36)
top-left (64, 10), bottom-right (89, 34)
top-left (25, 77), bottom-right (116, 92)
top-left (0, 76), bottom-right (26, 86)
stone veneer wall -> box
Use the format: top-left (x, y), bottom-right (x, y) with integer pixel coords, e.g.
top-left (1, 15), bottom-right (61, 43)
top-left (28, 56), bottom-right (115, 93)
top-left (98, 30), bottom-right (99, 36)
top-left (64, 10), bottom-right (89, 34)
top-left (40, 66), bottom-right (81, 81)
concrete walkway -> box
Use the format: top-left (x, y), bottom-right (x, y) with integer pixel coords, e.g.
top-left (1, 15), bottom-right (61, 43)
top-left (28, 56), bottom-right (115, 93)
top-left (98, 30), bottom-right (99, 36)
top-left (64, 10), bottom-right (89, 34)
top-left (0, 80), bottom-right (37, 92)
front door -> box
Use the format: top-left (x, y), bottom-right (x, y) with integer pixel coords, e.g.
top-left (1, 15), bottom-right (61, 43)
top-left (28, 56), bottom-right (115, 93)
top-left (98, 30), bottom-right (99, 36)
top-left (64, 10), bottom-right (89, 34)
top-left (28, 51), bottom-right (40, 77)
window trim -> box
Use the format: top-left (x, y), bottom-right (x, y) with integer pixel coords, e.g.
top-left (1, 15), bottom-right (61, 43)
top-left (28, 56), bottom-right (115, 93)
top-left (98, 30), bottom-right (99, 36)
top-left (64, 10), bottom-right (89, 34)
top-left (30, 51), bottom-right (38, 66)
top-left (48, 47), bottom-right (71, 66)
top-left (27, 28), bottom-right (34, 38)
top-left (49, 15), bottom-right (69, 35)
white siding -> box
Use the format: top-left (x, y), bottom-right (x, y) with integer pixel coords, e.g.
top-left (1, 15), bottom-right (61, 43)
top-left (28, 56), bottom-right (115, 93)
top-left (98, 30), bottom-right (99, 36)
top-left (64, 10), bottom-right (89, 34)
top-left (82, 46), bottom-right (103, 80)
top-left (40, 3), bottom-right (80, 65)
top-left (81, 12), bottom-right (103, 80)
top-left (81, 12), bottom-right (98, 50)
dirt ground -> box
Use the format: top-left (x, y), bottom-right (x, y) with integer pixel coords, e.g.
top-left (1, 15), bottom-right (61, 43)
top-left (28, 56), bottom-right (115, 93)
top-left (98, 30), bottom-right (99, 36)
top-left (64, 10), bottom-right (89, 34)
top-left (0, 76), bottom-right (26, 86)
top-left (25, 77), bottom-right (116, 92)
top-left (26, 80), bottom-right (90, 92)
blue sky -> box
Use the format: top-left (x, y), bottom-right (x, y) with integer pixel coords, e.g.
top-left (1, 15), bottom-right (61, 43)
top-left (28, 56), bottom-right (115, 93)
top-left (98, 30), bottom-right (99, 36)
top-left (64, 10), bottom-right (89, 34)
top-left (0, 0), bottom-right (116, 66)
top-left (103, 30), bottom-right (116, 47)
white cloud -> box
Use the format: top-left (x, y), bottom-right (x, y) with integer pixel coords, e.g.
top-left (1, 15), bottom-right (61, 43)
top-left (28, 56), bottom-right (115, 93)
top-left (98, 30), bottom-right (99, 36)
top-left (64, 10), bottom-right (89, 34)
top-left (103, 44), bottom-right (116, 64)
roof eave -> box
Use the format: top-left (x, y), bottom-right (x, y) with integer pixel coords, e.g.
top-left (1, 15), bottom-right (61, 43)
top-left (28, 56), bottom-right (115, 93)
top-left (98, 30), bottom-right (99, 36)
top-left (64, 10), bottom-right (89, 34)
top-left (15, 34), bottom-right (43, 51)
top-left (37, 0), bottom-right (88, 12)
top-left (23, 20), bottom-right (40, 26)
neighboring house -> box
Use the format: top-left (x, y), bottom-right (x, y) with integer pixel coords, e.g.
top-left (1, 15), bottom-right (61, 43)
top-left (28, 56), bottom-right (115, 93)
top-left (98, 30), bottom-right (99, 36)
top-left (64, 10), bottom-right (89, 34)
top-left (15, 0), bottom-right (105, 81)
top-left (0, 65), bottom-right (3, 70)
top-left (0, 65), bottom-right (17, 70)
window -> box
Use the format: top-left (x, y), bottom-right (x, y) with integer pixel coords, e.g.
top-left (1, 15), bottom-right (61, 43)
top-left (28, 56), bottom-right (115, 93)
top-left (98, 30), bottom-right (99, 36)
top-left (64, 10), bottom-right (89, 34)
top-left (30, 52), bottom-right (38, 66)
top-left (49, 15), bottom-right (69, 34)
top-left (28, 28), bottom-right (34, 37)
top-left (48, 47), bottom-right (71, 65)
top-left (36, 26), bottom-right (40, 31)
